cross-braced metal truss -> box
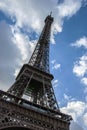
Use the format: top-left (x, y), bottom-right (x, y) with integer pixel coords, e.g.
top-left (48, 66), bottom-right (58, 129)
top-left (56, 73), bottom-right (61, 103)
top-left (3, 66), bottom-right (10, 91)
top-left (0, 14), bottom-right (72, 130)
top-left (6, 15), bottom-right (60, 110)
top-left (28, 15), bottom-right (53, 73)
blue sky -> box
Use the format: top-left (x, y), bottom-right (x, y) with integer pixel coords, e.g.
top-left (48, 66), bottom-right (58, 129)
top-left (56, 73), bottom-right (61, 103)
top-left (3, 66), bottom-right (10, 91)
top-left (0, 0), bottom-right (87, 130)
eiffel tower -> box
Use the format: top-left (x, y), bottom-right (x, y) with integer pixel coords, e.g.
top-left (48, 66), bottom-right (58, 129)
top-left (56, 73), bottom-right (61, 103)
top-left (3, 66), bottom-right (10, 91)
top-left (0, 14), bottom-right (72, 130)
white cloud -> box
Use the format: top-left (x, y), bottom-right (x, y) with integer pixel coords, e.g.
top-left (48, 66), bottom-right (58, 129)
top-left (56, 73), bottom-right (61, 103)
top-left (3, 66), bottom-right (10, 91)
top-left (11, 26), bottom-right (36, 65)
top-left (52, 63), bottom-right (61, 70)
top-left (12, 29), bottom-right (29, 62)
top-left (81, 77), bottom-right (87, 86)
top-left (71, 36), bottom-right (87, 49)
top-left (61, 101), bottom-right (87, 130)
top-left (57, 0), bottom-right (82, 18)
top-left (0, 0), bottom-right (56, 34)
top-left (64, 93), bottom-right (71, 101)
top-left (10, 25), bottom-right (36, 78)
top-left (72, 37), bottom-right (87, 87)
top-left (51, 59), bottom-right (61, 70)
top-left (0, 21), bottom-right (36, 90)
top-left (0, 0), bottom-right (85, 44)
top-left (83, 112), bottom-right (87, 126)
top-left (73, 53), bottom-right (87, 92)
top-left (52, 79), bottom-right (58, 88)
top-left (14, 68), bottom-right (20, 77)
top-left (61, 101), bottom-right (86, 121)
top-left (51, 59), bottom-right (56, 64)
top-left (0, 21), bottom-right (19, 90)
top-left (71, 36), bottom-right (87, 98)
top-left (73, 55), bottom-right (87, 77)
top-left (81, 77), bottom-right (87, 93)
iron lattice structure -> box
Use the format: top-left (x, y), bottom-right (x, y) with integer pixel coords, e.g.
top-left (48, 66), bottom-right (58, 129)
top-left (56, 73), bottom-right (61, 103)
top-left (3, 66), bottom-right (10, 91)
top-left (29, 15), bottom-right (52, 73)
top-left (7, 14), bottom-right (59, 110)
top-left (0, 14), bottom-right (72, 130)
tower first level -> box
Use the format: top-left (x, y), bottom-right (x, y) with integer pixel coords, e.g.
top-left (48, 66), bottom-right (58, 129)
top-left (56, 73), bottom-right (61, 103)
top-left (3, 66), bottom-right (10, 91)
top-left (0, 89), bottom-right (71, 130)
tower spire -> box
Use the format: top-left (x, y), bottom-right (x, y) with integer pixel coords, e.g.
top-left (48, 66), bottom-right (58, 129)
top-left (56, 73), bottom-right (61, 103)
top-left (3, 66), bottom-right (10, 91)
top-left (50, 11), bottom-right (52, 16)
top-left (28, 14), bottom-right (53, 73)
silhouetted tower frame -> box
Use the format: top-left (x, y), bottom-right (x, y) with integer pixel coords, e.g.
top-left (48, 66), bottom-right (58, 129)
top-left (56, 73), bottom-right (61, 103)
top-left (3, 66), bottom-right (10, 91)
top-left (7, 14), bottom-right (59, 110)
top-left (0, 14), bottom-right (72, 130)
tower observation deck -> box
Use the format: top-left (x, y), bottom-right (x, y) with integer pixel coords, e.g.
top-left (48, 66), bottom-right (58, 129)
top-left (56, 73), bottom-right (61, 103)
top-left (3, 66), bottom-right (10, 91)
top-left (0, 14), bottom-right (72, 130)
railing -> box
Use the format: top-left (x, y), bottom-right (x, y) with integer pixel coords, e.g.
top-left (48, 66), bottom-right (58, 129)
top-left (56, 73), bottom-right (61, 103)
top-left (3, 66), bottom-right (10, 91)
top-left (0, 90), bottom-right (72, 122)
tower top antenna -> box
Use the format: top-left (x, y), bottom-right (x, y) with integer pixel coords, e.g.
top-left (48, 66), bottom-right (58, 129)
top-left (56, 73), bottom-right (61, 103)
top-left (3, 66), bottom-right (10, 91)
top-left (50, 11), bottom-right (52, 16)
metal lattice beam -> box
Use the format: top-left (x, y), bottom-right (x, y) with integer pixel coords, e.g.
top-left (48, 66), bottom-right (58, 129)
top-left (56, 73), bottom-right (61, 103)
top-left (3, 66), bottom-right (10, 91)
top-left (28, 15), bottom-right (53, 73)
top-left (0, 14), bottom-right (72, 130)
top-left (6, 15), bottom-right (60, 111)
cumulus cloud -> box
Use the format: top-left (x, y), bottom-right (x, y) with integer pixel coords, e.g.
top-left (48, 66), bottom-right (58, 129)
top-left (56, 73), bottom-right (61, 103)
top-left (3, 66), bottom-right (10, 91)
top-left (71, 36), bottom-right (87, 87)
top-left (57, 0), bottom-right (82, 18)
top-left (0, 21), bottom-right (36, 90)
top-left (83, 112), bottom-right (87, 127)
top-left (61, 101), bottom-right (87, 130)
top-left (73, 55), bottom-right (87, 77)
top-left (71, 37), bottom-right (87, 130)
top-left (71, 36), bottom-right (87, 49)
top-left (0, 0), bottom-right (56, 34)
top-left (72, 36), bottom-right (87, 89)
top-left (0, 0), bottom-right (84, 43)
top-left (51, 59), bottom-right (61, 70)
top-left (72, 51), bottom-right (87, 93)
top-left (52, 63), bottom-right (61, 70)
top-left (51, 59), bottom-right (56, 64)
top-left (13, 68), bottom-right (20, 77)
top-left (64, 93), bottom-right (71, 101)
top-left (11, 26), bottom-right (36, 65)
top-left (52, 79), bottom-right (58, 88)
top-left (81, 77), bottom-right (87, 86)
top-left (61, 101), bottom-right (86, 121)
top-left (0, 21), bottom-right (19, 90)
top-left (11, 28), bottom-right (36, 77)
